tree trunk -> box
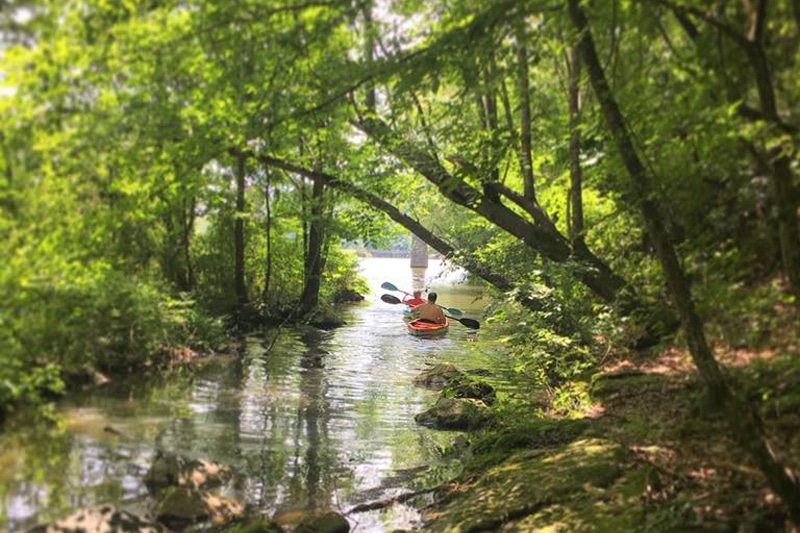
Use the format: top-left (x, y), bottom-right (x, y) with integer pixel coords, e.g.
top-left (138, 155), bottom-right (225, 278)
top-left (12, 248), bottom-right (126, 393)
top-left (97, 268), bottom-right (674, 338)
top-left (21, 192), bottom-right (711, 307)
top-left (478, 55), bottom-right (501, 183)
top-left (234, 151), bottom-right (248, 306)
top-left (515, 24), bottom-right (536, 203)
top-left (568, 0), bottom-right (800, 524)
top-left (794, 0), bottom-right (800, 37)
top-left (743, 40), bottom-right (800, 297)
top-left (180, 193), bottom-right (196, 291)
top-left (259, 155), bottom-right (556, 316)
top-left (262, 169), bottom-right (273, 302)
top-left (661, 0), bottom-right (800, 297)
top-left (361, 0), bottom-right (376, 113)
top-left (567, 43), bottom-right (585, 246)
top-left (299, 175), bottom-right (325, 314)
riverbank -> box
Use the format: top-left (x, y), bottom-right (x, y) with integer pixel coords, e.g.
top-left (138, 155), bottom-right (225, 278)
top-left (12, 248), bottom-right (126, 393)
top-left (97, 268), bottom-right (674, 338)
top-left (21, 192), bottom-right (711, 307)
top-left (411, 343), bottom-right (800, 532)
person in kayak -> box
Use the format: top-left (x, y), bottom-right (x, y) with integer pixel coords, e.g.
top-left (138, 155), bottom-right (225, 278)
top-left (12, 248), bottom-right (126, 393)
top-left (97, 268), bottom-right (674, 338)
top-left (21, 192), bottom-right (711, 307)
top-left (410, 292), bottom-right (446, 324)
top-left (404, 289), bottom-right (427, 307)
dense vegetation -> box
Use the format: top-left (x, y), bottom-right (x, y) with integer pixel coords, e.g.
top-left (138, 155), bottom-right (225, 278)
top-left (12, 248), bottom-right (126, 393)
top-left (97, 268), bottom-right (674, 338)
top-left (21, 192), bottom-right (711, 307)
top-left (1, 0), bottom-right (798, 526)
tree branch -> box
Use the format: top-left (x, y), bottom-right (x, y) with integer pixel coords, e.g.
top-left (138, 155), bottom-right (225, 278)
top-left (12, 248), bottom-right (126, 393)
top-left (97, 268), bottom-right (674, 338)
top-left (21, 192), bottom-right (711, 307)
top-left (650, 0), bottom-right (749, 45)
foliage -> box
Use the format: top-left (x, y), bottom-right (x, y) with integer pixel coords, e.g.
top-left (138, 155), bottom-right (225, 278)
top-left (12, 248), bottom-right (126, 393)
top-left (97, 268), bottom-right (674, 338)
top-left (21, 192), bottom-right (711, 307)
top-left (484, 287), bottom-right (597, 415)
top-left (1, 0), bottom-right (798, 469)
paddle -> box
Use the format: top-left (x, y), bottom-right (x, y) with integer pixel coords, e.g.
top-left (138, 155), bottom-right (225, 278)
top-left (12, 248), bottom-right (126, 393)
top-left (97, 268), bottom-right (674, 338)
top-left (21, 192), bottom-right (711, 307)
top-left (381, 294), bottom-right (480, 329)
top-left (380, 281), bottom-right (464, 317)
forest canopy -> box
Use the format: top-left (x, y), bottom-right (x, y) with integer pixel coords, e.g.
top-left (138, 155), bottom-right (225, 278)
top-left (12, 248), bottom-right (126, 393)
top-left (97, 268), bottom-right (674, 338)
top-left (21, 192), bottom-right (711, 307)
top-left (1, 0), bottom-right (799, 522)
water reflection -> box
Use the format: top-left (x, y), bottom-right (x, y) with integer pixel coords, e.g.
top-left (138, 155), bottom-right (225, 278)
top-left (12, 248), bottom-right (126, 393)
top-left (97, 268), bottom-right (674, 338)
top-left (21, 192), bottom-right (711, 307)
top-left (1, 258), bottom-right (496, 532)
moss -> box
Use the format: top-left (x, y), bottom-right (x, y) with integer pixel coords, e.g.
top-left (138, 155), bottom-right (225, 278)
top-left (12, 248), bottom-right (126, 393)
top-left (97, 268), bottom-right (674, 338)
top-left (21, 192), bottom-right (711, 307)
top-left (441, 375), bottom-right (496, 405)
top-left (466, 418), bottom-right (590, 471)
top-left (589, 372), bottom-right (664, 401)
top-left (224, 521), bottom-right (285, 533)
top-left (414, 397), bottom-right (494, 431)
top-left (422, 438), bottom-right (626, 533)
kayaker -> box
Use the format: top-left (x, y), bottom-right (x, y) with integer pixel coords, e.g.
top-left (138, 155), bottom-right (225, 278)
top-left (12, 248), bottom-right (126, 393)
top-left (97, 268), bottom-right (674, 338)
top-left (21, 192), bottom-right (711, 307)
top-left (410, 292), bottom-right (446, 324)
top-left (404, 289), bottom-right (427, 307)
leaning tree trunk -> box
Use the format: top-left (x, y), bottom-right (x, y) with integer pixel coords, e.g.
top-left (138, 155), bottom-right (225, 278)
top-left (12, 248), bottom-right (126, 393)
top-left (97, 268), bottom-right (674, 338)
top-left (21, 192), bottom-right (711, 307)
top-left (568, 0), bottom-right (800, 524)
top-left (260, 155), bottom-right (580, 332)
top-left (353, 115), bottom-right (624, 302)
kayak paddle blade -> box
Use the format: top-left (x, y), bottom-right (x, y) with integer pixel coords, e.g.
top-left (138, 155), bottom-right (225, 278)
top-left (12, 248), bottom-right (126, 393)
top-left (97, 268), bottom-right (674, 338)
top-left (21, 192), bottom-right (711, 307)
top-left (450, 316), bottom-right (480, 329)
top-left (381, 294), bottom-right (403, 305)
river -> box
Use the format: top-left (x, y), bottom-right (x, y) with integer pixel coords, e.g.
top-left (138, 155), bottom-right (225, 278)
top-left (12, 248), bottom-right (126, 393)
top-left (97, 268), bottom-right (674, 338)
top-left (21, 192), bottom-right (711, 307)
top-left (0, 258), bottom-right (506, 532)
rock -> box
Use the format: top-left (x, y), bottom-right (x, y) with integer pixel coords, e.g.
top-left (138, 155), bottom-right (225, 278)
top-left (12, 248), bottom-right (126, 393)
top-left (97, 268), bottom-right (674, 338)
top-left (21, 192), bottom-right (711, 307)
top-left (414, 363), bottom-right (496, 404)
top-left (144, 452), bottom-right (233, 492)
top-left (308, 314), bottom-right (346, 329)
top-left (444, 375), bottom-right (496, 406)
top-left (293, 511), bottom-right (350, 533)
top-left (413, 364), bottom-right (464, 390)
top-left (415, 397), bottom-right (493, 431)
top-left (153, 487), bottom-right (243, 530)
top-left (27, 506), bottom-right (167, 533)
top-left (420, 438), bottom-right (627, 533)
top-left (332, 288), bottom-right (365, 303)
top-left (465, 368), bottom-right (493, 377)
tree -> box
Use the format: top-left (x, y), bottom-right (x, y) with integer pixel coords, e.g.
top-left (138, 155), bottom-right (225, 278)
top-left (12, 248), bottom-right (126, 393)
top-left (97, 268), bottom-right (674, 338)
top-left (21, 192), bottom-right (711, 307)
top-left (656, 0), bottom-right (800, 297)
top-left (568, 0), bottom-right (800, 522)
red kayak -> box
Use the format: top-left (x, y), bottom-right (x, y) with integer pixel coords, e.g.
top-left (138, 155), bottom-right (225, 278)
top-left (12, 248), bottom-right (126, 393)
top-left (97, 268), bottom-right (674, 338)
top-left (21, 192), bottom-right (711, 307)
top-left (404, 316), bottom-right (450, 337)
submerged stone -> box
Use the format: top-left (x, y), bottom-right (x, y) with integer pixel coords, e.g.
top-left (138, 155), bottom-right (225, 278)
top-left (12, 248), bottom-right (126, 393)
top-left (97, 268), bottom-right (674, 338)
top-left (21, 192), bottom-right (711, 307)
top-left (153, 487), bottom-right (243, 530)
top-left (27, 506), bottom-right (167, 533)
top-left (144, 452), bottom-right (233, 492)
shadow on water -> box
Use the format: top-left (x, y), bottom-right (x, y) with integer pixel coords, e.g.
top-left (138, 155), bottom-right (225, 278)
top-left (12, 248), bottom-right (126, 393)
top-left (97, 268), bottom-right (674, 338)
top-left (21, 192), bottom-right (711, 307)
top-left (0, 258), bottom-right (505, 532)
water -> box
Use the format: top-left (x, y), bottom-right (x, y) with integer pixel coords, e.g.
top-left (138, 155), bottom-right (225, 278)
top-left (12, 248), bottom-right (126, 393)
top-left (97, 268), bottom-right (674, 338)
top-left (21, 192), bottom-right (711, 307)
top-left (0, 258), bottom-right (504, 532)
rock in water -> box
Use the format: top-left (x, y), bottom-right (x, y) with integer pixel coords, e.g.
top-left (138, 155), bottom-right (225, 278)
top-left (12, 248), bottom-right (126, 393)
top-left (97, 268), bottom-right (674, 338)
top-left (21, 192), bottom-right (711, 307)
top-left (27, 506), bottom-right (167, 533)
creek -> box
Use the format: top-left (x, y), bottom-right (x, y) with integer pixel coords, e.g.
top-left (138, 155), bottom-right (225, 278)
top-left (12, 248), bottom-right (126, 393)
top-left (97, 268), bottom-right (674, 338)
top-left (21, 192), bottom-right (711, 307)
top-left (0, 258), bottom-right (509, 533)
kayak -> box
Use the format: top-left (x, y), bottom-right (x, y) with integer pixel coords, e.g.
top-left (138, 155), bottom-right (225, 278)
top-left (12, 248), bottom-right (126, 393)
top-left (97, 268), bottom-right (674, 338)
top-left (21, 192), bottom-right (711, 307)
top-left (402, 298), bottom-right (426, 315)
top-left (404, 317), bottom-right (450, 337)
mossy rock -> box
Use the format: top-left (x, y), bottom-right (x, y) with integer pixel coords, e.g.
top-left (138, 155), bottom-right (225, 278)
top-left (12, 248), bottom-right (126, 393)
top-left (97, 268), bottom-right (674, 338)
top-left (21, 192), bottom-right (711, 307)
top-left (414, 397), bottom-right (494, 431)
top-left (153, 487), bottom-right (243, 530)
top-left (589, 371), bottom-right (663, 401)
top-left (442, 375), bottom-right (496, 405)
top-left (308, 313), bottom-right (346, 330)
top-left (413, 364), bottom-right (464, 390)
top-left (468, 418), bottom-right (590, 470)
top-left (421, 438), bottom-right (626, 533)
top-left (144, 452), bottom-right (233, 492)
top-left (27, 506), bottom-right (168, 533)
